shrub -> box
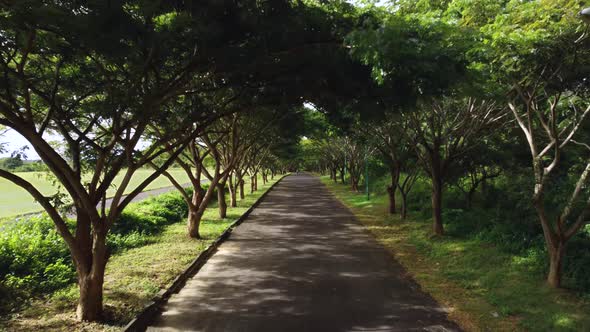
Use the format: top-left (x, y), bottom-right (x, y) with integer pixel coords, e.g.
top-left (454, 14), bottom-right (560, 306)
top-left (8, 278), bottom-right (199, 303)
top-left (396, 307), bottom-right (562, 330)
top-left (0, 189), bottom-right (191, 314)
top-left (373, 171), bottom-right (590, 295)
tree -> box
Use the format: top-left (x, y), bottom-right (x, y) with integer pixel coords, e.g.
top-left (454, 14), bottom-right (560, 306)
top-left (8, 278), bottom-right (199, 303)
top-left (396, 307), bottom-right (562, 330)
top-left (481, 0), bottom-right (590, 287)
top-left (158, 114), bottom-right (238, 239)
top-left (342, 136), bottom-right (372, 192)
top-left (404, 98), bottom-right (502, 235)
top-left (508, 84), bottom-right (590, 287)
top-left (0, 0), bottom-right (305, 321)
top-left (371, 113), bottom-right (416, 215)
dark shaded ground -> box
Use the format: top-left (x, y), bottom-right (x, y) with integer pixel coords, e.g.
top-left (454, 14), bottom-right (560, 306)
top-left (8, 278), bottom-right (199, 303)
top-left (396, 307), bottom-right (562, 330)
top-left (148, 174), bottom-right (461, 332)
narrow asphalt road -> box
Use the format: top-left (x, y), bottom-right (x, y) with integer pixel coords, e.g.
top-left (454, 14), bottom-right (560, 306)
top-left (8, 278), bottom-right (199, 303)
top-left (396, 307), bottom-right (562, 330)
top-left (60, 182), bottom-right (195, 219)
top-left (148, 174), bottom-right (461, 332)
top-left (99, 182), bottom-right (193, 209)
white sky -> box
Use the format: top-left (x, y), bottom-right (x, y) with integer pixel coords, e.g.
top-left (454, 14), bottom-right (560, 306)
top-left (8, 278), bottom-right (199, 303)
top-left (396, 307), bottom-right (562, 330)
top-left (1, 129), bottom-right (42, 159)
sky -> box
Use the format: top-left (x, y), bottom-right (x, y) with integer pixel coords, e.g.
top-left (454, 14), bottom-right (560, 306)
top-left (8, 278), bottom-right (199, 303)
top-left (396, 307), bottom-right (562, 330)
top-left (1, 129), bottom-right (43, 160)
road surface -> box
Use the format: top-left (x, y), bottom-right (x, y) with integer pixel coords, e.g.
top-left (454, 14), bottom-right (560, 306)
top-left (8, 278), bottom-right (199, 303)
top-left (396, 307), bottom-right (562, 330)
top-left (148, 174), bottom-right (461, 332)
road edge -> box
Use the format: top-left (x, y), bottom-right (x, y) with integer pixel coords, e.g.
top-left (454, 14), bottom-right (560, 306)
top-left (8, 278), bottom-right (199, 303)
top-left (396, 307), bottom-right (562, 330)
top-left (123, 174), bottom-right (288, 332)
top-left (316, 174), bottom-right (465, 332)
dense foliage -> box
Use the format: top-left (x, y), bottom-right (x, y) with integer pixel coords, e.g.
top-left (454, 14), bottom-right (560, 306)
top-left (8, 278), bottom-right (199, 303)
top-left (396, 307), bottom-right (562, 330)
top-left (0, 188), bottom-right (193, 315)
top-left (0, 0), bottom-right (364, 321)
top-left (1, 0), bottom-right (590, 328)
top-left (305, 0), bottom-right (590, 298)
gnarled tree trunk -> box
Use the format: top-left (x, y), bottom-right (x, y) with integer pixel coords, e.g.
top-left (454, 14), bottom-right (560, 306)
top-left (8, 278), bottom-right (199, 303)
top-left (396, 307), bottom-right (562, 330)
top-left (386, 185), bottom-right (396, 215)
top-left (187, 186), bottom-right (205, 238)
top-left (534, 199), bottom-right (568, 288)
top-left (217, 183), bottom-right (227, 218)
top-left (187, 206), bottom-right (203, 238)
top-left (431, 174), bottom-right (444, 235)
top-left (239, 179), bottom-right (245, 199)
top-left (387, 166), bottom-right (400, 214)
top-left (547, 241), bottom-right (566, 288)
top-left (228, 176), bottom-right (237, 207)
top-left (350, 173), bottom-right (360, 192)
top-left (400, 191), bottom-right (408, 220)
top-left (73, 222), bottom-right (108, 321)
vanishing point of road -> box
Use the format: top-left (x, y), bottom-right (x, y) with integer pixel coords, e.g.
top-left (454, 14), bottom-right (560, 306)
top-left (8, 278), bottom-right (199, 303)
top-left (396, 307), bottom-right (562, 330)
top-left (148, 174), bottom-right (461, 332)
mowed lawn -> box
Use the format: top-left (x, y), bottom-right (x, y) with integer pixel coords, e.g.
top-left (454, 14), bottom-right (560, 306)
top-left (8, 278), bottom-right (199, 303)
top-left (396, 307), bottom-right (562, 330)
top-left (0, 169), bottom-right (190, 218)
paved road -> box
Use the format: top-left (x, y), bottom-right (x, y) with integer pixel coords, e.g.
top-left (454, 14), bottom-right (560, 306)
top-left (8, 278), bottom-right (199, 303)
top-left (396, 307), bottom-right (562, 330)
top-left (148, 174), bottom-right (461, 332)
top-left (100, 182), bottom-right (193, 209)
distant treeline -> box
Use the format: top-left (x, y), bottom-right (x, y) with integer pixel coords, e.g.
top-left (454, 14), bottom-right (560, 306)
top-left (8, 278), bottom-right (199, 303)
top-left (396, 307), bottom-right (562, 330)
top-left (0, 157), bottom-right (46, 172)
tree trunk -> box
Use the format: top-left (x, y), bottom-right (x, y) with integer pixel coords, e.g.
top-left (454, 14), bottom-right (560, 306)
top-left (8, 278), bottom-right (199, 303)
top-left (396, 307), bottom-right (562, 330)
top-left (332, 168), bottom-right (337, 183)
top-left (351, 176), bottom-right (359, 192)
top-left (76, 267), bottom-right (105, 321)
top-left (387, 166), bottom-right (400, 214)
top-left (228, 176), bottom-right (237, 207)
top-left (239, 179), bottom-right (245, 199)
top-left (254, 173), bottom-right (258, 191)
top-left (74, 229), bottom-right (108, 322)
top-left (187, 204), bottom-right (202, 238)
top-left (432, 175), bottom-right (444, 235)
top-left (400, 192), bottom-right (408, 220)
top-left (387, 185), bottom-right (396, 215)
top-left (187, 189), bottom-right (204, 238)
top-left (230, 188), bottom-right (237, 208)
top-left (547, 241), bottom-right (566, 288)
top-left (340, 168), bottom-right (345, 184)
top-left (250, 175), bottom-right (255, 193)
top-left (187, 180), bottom-right (219, 238)
top-left (217, 183), bottom-right (227, 218)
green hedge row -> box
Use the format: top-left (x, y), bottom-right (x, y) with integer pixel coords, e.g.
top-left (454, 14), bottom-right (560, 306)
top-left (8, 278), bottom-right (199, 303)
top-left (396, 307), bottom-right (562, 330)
top-left (0, 186), bottom-right (199, 314)
top-left (368, 171), bottom-right (590, 295)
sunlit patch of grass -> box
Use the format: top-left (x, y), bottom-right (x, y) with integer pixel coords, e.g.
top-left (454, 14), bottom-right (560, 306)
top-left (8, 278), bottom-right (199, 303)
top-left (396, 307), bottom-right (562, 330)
top-left (320, 176), bottom-right (590, 332)
top-left (1, 175), bottom-right (280, 331)
top-left (0, 169), bottom-right (192, 218)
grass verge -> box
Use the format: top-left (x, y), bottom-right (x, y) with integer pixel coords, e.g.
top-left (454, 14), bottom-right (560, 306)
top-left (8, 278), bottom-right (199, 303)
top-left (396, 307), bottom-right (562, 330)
top-left (0, 175), bottom-right (281, 332)
top-left (320, 176), bottom-right (590, 332)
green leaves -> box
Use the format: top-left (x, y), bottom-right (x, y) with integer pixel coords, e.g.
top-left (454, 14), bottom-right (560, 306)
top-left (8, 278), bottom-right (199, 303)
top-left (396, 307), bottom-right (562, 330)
top-left (478, 0), bottom-right (586, 85)
top-left (347, 10), bottom-right (476, 102)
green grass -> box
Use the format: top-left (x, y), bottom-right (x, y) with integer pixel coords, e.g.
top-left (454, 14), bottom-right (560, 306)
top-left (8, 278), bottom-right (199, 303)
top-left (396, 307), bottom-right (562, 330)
top-left (0, 175), bottom-right (281, 331)
top-left (320, 175), bottom-right (590, 332)
top-left (0, 168), bottom-right (190, 218)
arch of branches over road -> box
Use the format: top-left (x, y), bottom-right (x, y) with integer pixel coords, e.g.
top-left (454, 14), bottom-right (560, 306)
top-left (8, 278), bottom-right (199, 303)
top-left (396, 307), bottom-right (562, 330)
top-left (0, 0), bottom-right (379, 322)
top-left (301, 0), bottom-right (590, 294)
top-left (4, 0), bottom-right (590, 324)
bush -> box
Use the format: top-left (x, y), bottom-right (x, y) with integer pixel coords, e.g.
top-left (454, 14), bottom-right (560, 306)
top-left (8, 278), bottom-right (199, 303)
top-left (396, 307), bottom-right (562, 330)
top-left (374, 171), bottom-right (590, 295)
top-left (564, 234), bottom-right (590, 292)
top-left (0, 189), bottom-right (190, 314)
top-left (0, 215), bottom-right (74, 313)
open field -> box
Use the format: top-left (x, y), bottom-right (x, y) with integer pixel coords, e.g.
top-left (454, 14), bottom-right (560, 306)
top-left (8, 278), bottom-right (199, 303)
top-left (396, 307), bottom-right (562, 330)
top-left (0, 169), bottom-right (190, 218)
